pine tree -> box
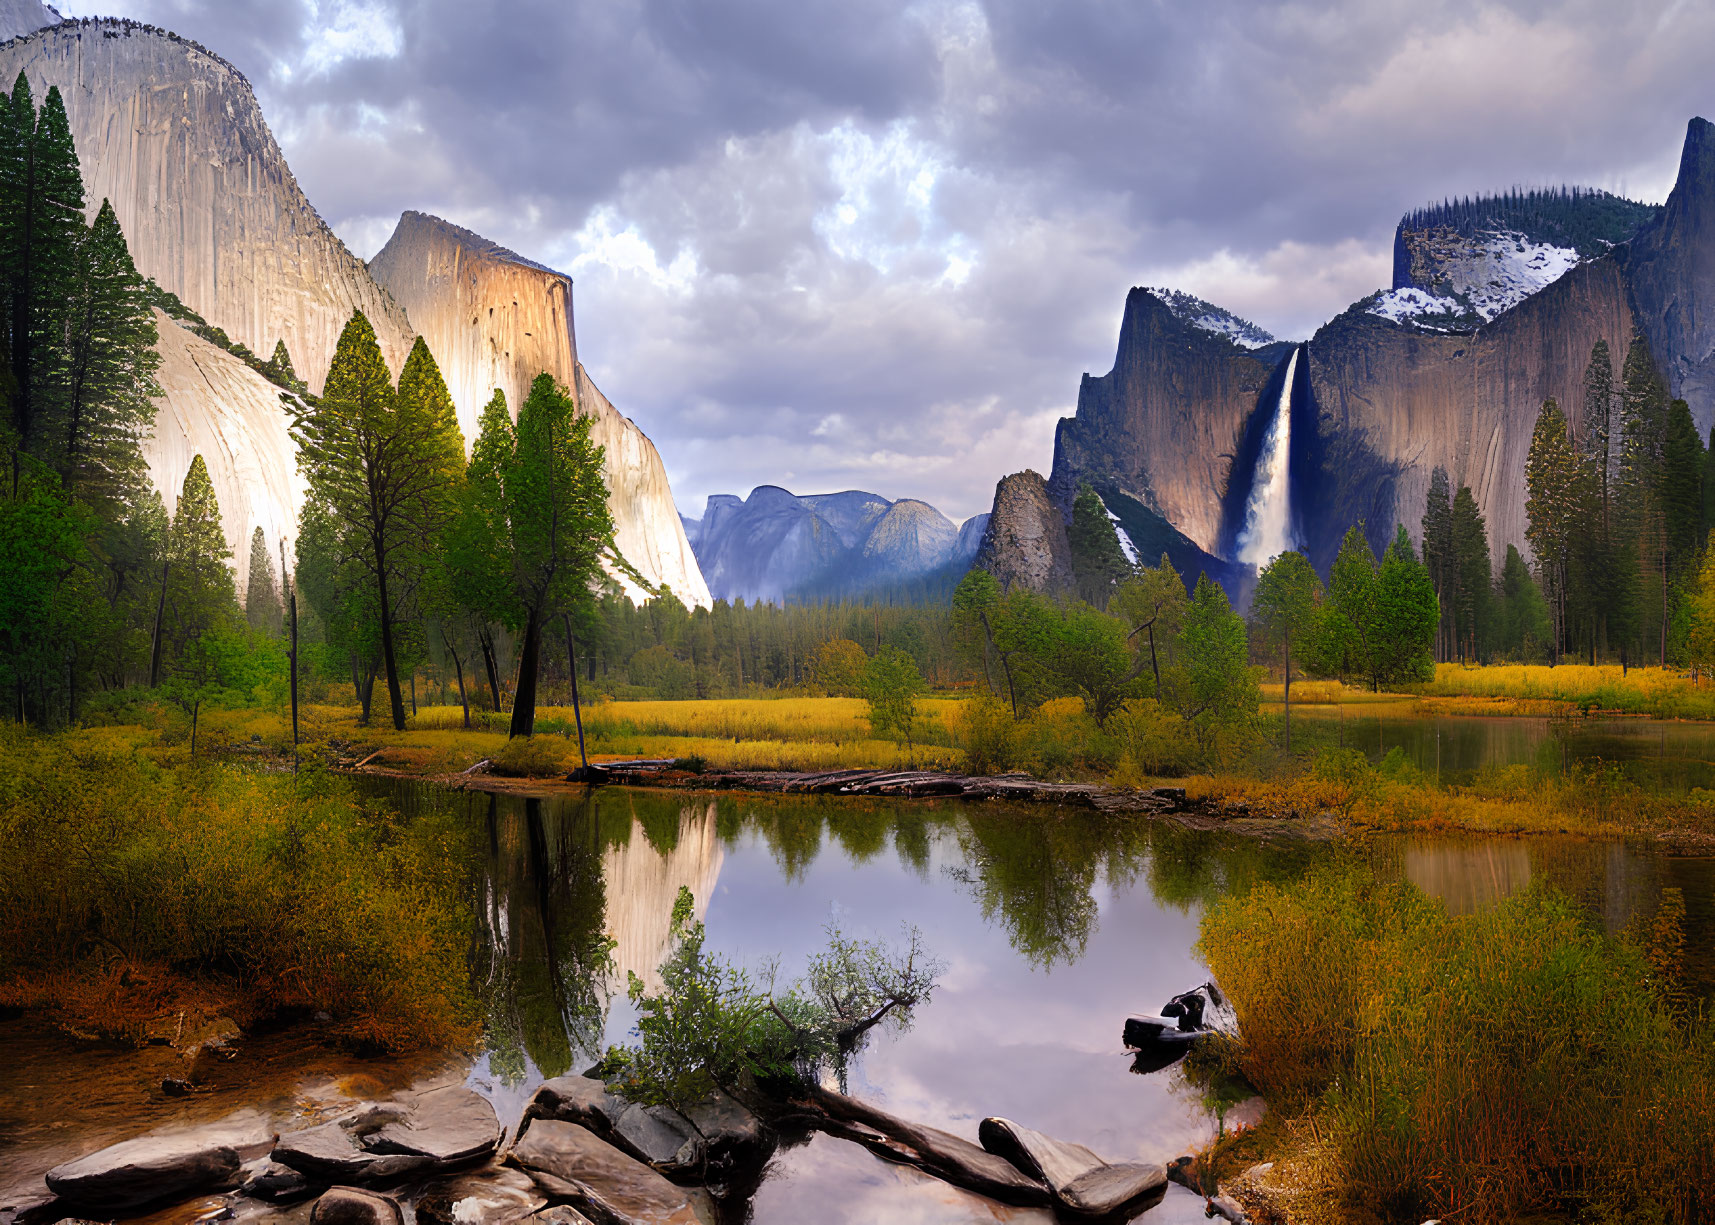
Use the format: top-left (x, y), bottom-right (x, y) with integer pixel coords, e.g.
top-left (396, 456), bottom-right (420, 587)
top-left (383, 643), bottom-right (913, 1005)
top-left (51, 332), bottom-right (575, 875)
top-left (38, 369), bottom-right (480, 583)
top-left (0, 76), bottom-right (86, 492)
top-left (1494, 544), bottom-right (1552, 661)
top-left (262, 339), bottom-right (300, 390)
top-left (245, 526), bottom-right (282, 635)
top-left (446, 388), bottom-right (515, 712)
top-left (1525, 399), bottom-right (1579, 663)
top-left (1371, 525), bottom-right (1439, 687)
top-left (1581, 339), bottom-right (1615, 522)
top-left (1449, 485), bottom-right (1491, 661)
top-left (1617, 336), bottom-right (1674, 665)
top-left (58, 199), bottom-right (160, 507)
top-left (160, 455), bottom-right (236, 673)
top-left (1421, 467), bottom-right (1454, 661)
top-left (290, 317), bottom-right (462, 729)
top-left (1068, 481), bottom-right (1132, 605)
top-left (1324, 524), bottom-right (1379, 687)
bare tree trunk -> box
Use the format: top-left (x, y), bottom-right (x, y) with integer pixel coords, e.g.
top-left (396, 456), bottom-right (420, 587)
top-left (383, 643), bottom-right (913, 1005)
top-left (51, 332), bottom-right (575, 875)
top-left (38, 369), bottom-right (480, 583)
top-left (562, 615), bottom-right (590, 770)
top-left (509, 606), bottom-right (543, 738)
top-left (479, 626), bottom-right (502, 711)
top-left (148, 556), bottom-right (170, 687)
top-left (375, 565), bottom-right (407, 731)
top-left (1283, 632), bottom-right (1291, 754)
top-left (443, 630), bottom-right (471, 730)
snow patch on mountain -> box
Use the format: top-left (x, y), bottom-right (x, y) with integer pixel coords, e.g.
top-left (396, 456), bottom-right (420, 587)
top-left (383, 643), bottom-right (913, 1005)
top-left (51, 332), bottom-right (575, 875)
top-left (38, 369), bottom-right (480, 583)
top-left (1377, 228), bottom-right (1581, 332)
top-left (1368, 287), bottom-right (1468, 331)
top-left (1145, 287), bottom-right (1276, 348)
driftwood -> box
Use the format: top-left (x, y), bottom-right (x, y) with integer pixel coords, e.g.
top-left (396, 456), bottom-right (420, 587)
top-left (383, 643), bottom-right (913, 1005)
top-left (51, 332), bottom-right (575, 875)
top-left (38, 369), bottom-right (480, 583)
top-left (568, 760), bottom-right (1190, 813)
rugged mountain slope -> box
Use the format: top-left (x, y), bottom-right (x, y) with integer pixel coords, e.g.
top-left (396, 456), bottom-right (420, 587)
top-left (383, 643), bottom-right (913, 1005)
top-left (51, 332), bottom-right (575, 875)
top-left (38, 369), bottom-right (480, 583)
top-left (1048, 287), bottom-right (1280, 557)
top-left (369, 211), bottom-right (708, 607)
top-left (1009, 119), bottom-right (1715, 590)
top-left (686, 487), bottom-right (963, 603)
top-left (146, 310), bottom-right (303, 578)
top-left (973, 472), bottom-right (1073, 595)
top-left (0, 19), bottom-right (415, 391)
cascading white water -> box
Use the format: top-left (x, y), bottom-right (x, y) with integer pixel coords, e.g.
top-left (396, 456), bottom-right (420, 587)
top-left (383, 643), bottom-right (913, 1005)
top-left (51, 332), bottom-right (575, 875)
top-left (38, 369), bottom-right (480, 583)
top-left (1235, 347), bottom-right (1300, 567)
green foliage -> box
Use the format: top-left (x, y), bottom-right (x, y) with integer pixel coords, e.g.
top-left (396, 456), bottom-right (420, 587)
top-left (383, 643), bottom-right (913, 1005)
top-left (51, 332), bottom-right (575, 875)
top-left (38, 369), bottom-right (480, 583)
top-left (245, 526), bottom-right (282, 635)
top-left (291, 319), bottom-right (464, 730)
top-left (863, 645), bottom-right (925, 746)
top-left (607, 886), bottom-right (942, 1108)
top-left (1162, 572), bottom-right (1257, 760)
top-left (1492, 544), bottom-right (1553, 662)
top-left (1317, 525), bottom-right (1436, 689)
top-left (1068, 481), bottom-right (1132, 605)
top-left (810, 638), bottom-right (869, 697)
top-left (1398, 186), bottom-right (1657, 260)
top-left (1109, 553), bottom-right (1188, 698)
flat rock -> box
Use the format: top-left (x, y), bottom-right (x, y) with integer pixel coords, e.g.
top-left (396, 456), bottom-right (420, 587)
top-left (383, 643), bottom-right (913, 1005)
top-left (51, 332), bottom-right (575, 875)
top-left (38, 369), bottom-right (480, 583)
top-left (509, 1120), bottom-right (701, 1225)
top-left (46, 1131), bottom-right (243, 1210)
top-left (1059, 1163), bottom-right (1168, 1218)
top-left (977, 1117), bottom-right (1103, 1194)
top-left (521, 1077), bottom-right (629, 1142)
top-left (369, 1085), bottom-right (502, 1165)
top-left (682, 1090), bottom-right (768, 1170)
top-left (270, 1121), bottom-right (435, 1186)
top-left (309, 1187), bottom-right (403, 1225)
top-left (415, 1168), bottom-right (547, 1225)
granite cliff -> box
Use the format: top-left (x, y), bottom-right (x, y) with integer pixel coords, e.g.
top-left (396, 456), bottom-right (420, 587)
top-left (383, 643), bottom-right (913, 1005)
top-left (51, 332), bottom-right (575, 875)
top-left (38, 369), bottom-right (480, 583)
top-left (1008, 118), bottom-right (1715, 587)
top-left (685, 487), bottom-right (974, 604)
top-left (973, 472), bottom-right (1073, 595)
top-left (0, 19), bottom-right (416, 391)
top-left (370, 211), bottom-right (710, 608)
top-left (0, 21), bottom-right (709, 608)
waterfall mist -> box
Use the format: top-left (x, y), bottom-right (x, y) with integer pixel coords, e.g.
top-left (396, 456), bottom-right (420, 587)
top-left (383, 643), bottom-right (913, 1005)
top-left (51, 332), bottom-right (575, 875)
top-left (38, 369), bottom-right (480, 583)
top-left (1235, 346), bottom-right (1300, 567)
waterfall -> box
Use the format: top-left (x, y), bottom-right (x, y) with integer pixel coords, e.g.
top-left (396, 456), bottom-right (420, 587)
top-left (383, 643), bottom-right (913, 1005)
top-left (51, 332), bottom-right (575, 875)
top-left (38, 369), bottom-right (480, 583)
top-left (1236, 347), bottom-right (1300, 567)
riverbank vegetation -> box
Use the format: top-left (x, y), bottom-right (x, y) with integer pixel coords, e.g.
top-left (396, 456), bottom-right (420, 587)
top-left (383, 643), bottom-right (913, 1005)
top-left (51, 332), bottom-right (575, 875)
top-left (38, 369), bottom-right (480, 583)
top-left (0, 723), bottom-right (477, 1052)
top-left (1198, 869), bottom-right (1715, 1222)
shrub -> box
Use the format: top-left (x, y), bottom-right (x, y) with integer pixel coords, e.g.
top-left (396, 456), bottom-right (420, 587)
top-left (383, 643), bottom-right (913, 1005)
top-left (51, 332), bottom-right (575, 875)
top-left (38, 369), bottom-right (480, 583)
top-left (1107, 697), bottom-right (1197, 776)
top-left (490, 734), bottom-right (571, 777)
top-left (1200, 870), bottom-right (1715, 1222)
top-left (0, 726), bottom-right (477, 1051)
top-left (955, 694), bottom-right (1030, 775)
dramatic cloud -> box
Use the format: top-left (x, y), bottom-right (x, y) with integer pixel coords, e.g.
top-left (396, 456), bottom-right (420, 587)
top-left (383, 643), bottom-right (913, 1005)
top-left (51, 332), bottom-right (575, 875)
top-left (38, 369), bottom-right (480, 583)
top-left (54, 0), bottom-right (1715, 519)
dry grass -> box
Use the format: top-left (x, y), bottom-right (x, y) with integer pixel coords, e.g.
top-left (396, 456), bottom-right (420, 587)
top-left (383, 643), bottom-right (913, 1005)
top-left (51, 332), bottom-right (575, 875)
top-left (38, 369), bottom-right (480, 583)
top-left (1418, 662), bottom-right (1715, 718)
top-left (1199, 870), bottom-right (1715, 1223)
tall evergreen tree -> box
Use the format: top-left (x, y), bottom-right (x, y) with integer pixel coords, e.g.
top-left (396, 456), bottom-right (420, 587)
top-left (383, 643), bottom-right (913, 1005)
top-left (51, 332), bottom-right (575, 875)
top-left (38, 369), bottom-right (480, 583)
top-left (1525, 398), bottom-right (1578, 663)
top-left (245, 526), bottom-right (282, 635)
top-left (58, 199), bottom-right (160, 507)
top-left (290, 318), bottom-right (462, 729)
top-left (1421, 467), bottom-right (1454, 661)
top-left (1449, 485), bottom-right (1491, 661)
top-left (1068, 481), bottom-right (1132, 605)
top-left (0, 77), bottom-right (86, 492)
top-left (158, 455), bottom-right (236, 675)
top-left (1493, 544), bottom-right (1552, 661)
top-left (1617, 336), bottom-right (1675, 664)
top-left (446, 388), bottom-right (516, 712)
top-left (1580, 338), bottom-right (1615, 519)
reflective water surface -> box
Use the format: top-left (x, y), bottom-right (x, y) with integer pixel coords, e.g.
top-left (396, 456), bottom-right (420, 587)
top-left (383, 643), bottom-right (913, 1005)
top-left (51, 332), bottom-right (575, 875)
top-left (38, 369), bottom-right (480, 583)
top-left (2, 775), bottom-right (1708, 1223)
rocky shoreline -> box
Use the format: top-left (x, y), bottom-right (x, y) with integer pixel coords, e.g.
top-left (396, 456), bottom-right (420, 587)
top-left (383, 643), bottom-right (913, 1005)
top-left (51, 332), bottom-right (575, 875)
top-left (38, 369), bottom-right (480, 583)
top-left (2, 1066), bottom-right (1199, 1225)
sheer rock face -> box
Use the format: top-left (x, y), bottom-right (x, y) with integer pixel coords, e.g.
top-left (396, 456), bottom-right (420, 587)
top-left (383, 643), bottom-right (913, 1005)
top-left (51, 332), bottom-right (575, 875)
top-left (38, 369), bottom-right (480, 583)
top-left (1625, 117), bottom-right (1715, 434)
top-left (1302, 257), bottom-right (1636, 568)
top-left (0, 20), bottom-right (416, 392)
top-left (974, 471), bottom-right (1072, 595)
top-left (146, 310), bottom-right (304, 583)
top-left (370, 211), bottom-right (710, 608)
top-left (1048, 288), bottom-right (1277, 557)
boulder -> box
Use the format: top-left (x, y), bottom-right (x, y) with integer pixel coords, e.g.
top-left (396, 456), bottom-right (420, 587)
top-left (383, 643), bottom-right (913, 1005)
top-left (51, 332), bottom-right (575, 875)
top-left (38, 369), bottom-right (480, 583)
top-left (508, 1120), bottom-right (701, 1225)
top-left (614, 1104), bottom-right (700, 1173)
top-left (369, 1086), bottom-right (503, 1165)
top-left (1059, 1163), bottom-right (1168, 1218)
top-left (415, 1168), bottom-right (547, 1225)
top-left (240, 1159), bottom-right (317, 1203)
top-left (45, 1131), bottom-right (243, 1211)
top-left (521, 1077), bottom-right (629, 1143)
top-left (309, 1187), bottom-right (403, 1225)
top-left (682, 1090), bottom-right (769, 1173)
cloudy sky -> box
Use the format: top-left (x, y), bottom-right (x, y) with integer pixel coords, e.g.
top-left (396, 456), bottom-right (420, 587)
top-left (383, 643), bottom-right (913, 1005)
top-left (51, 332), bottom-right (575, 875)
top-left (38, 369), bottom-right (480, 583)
top-left (56, 0), bottom-right (1715, 521)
